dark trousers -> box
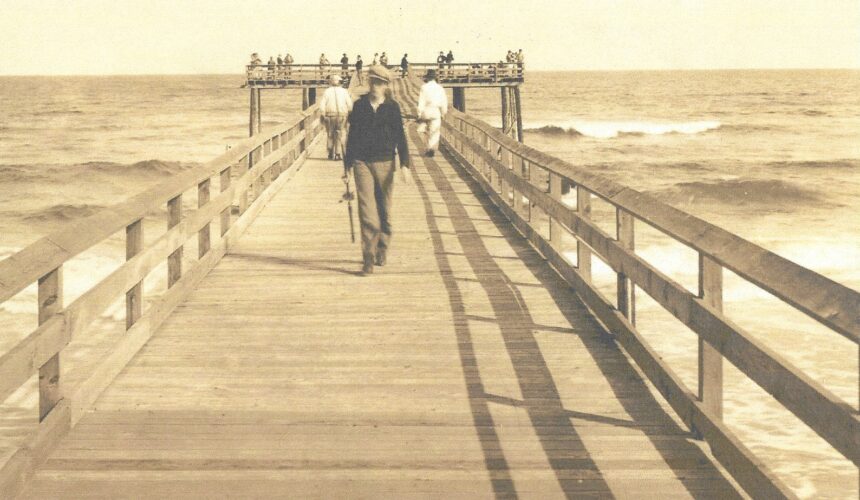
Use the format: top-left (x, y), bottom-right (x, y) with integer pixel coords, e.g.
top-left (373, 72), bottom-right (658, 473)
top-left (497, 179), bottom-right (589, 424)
top-left (353, 160), bottom-right (395, 263)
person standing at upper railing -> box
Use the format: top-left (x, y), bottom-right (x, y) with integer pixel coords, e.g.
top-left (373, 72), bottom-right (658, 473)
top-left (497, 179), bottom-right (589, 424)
top-left (372, 53), bottom-right (378, 65)
top-left (267, 56), bottom-right (276, 80)
top-left (516, 49), bottom-right (524, 76)
top-left (319, 53), bottom-right (330, 80)
top-left (400, 54), bottom-right (409, 77)
top-left (380, 52), bottom-right (389, 68)
top-left (355, 55), bottom-right (364, 85)
top-left (284, 53), bottom-right (294, 78)
top-left (249, 53), bottom-right (262, 80)
top-left (340, 53), bottom-right (349, 79)
top-left (319, 74), bottom-right (354, 161)
top-left (445, 50), bottom-right (454, 69)
top-left (416, 69), bottom-right (448, 158)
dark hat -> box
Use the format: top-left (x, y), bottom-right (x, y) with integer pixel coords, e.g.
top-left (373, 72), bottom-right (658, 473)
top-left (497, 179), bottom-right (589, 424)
top-left (367, 65), bottom-right (391, 83)
top-left (424, 69), bottom-right (437, 80)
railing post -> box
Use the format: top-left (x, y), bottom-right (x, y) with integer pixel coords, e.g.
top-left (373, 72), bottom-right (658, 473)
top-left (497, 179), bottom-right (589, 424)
top-left (239, 157), bottom-right (249, 215)
top-left (198, 179), bottom-right (211, 258)
top-left (167, 195), bottom-right (182, 287)
top-left (698, 254), bottom-right (724, 424)
top-left (272, 134), bottom-right (281, 178)
top-left (549, 173), bottom-right (563, 248)
top-left (576, 186), bottom-right (592, 279)
top-left (38, 267), bottom-right (62, 421)
top-left (617, 208), bottom-right (635, 323)
top-left (220, 167), bottom-right (232, 236)
top-left (126, 219), bottom-right (143, 330)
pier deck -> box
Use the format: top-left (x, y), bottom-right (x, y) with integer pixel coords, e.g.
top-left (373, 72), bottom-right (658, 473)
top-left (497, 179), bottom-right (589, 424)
top-left (18, 113), bottom-right (738, 498)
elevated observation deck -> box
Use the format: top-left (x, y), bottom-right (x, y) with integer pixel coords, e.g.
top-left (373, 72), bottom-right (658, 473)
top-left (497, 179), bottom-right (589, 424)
top-left (244, 62), bottom-right (525, 89)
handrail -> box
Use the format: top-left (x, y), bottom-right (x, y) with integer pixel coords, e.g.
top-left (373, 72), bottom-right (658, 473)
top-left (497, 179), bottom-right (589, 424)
top-left (396, 75), bottom-right (858, 499)
top-left (447, 103), bottom-right (858, 344)
top-left (0, 105), bottom-right (323, 497)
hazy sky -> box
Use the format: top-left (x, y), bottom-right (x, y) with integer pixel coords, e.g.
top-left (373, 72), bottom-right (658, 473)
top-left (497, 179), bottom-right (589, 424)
top-left (1, 0), bottom-right (858, 75)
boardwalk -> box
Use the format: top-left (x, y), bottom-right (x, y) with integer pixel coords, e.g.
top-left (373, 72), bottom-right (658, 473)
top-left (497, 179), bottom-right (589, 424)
top-left (17, 95), bottom-right (740, 497)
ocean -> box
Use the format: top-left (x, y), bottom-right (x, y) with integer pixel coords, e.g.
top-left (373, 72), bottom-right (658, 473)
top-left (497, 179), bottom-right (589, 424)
top-left (1, 70), bottom-right (858, 497)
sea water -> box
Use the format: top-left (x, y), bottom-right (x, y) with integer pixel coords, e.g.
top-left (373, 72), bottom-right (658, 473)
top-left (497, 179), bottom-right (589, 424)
top-left (1, 70), bottom-right (858, 497)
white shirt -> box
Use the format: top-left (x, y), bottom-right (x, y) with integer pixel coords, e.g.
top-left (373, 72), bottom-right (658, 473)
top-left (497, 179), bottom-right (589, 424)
top-left (418, 80), bottom-right (448, 120)
top-left (319, 86), bottom-right (353, 116)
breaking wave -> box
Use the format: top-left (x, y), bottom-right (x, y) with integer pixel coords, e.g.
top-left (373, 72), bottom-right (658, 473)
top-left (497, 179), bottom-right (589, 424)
top-left (525, 120), bottom-right (722, 139)
top-left (650, 178), bottom-right (833, 207)
top-left (22, 203), bottom-right (105, 224)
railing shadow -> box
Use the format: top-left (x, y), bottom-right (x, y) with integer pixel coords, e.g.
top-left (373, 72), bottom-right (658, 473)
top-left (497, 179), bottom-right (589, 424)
top-left (228, 253), bottom-right (364, 277)
top-left (407, 122), bottom-right (742, 498)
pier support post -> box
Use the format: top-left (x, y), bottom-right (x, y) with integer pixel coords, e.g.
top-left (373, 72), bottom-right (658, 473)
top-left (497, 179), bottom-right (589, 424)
top-left (302, 88), bottom-right (317, 110)
top-left (249, 88), bottom-right (259, 137)
top-left (501, 87), bottom-right (510, 136)
top-left (38, 267), bottom-right (63, 421)
top-left (256, 89), bottom-right (262, 132)
top-left (249, 88), bottom-right (260, 172)
top-left (453, 87), bottom-right (466, 112)
top-left (698, 255), bottom-right (724, 427)
top-left (513, 86), bottom-right (524, 143)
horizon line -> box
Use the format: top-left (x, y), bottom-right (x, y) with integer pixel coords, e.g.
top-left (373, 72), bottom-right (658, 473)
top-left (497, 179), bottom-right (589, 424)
top-left (2, 67), bottom-right (859, 77)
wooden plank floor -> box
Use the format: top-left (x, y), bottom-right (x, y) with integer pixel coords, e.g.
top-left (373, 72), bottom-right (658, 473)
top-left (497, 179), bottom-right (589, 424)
top-left (20, 99), bottom-right (741, 498)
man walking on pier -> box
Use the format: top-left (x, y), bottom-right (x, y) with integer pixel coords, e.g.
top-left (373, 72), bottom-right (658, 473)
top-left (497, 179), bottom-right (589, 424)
top-left (319, 74), bottom-right (353, 161)
top-left (343, 65), bottom-right (412, 275)
top-left (416, 69), bottom-right (447, 157)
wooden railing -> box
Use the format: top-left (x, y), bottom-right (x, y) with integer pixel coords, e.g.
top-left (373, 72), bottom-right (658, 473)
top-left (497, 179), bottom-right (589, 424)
top-left (245, 64), bottom-right (353, 87)
top-left (398, 76), bottom-right (858, 499)
top-left (0, 106), bottom-right (322, 496)
top-left (245, 62), bottom-right (524, 87)
top-left (397, 62), bottom-right (524, 85)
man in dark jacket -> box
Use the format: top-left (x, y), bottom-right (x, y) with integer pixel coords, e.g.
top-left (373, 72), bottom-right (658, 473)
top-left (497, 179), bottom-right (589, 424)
top-left (343, 65), bottom-right (412, 275)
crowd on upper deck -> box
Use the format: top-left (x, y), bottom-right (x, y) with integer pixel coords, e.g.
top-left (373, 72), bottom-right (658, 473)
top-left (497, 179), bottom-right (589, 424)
top-left (247, 48), bottom-right (524, 83)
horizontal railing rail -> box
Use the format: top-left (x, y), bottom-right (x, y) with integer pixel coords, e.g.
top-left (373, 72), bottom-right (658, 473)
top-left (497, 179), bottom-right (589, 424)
top-left (398, 75), bottom-right (858, 499)
top-left (0, 105), bottom-right (322, 496)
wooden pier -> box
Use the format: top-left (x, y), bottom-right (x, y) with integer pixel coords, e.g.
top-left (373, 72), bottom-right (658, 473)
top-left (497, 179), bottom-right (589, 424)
top-left (0, 67), bottom-right (857, 499)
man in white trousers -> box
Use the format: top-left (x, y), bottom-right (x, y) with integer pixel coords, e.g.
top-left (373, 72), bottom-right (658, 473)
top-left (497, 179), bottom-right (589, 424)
top-left (416, 69), bottom-right (448, 157)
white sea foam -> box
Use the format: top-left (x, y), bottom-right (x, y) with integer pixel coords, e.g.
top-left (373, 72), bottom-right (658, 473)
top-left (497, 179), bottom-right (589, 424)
top-left (526, 119), bottom-right (722, 138)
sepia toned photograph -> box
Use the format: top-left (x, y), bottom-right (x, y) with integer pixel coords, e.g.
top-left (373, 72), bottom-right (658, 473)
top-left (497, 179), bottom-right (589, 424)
top-left (0, 1), bottom-right (858, 498)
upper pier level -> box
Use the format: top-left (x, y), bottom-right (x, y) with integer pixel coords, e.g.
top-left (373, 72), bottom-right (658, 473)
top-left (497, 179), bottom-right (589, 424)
top-left (245, 61), bottom-right (525, 89)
